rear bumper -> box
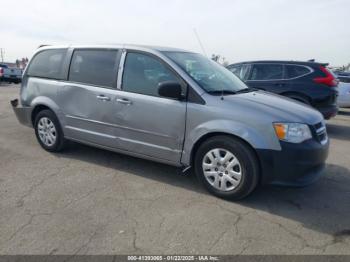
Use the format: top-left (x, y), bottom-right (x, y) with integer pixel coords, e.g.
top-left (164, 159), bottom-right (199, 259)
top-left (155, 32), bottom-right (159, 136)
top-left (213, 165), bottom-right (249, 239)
top-left (1, 76), bottom-right (22, 83)
top-left (317, 104), bottom-right (338, 119)
top-left (10, 99), bottom-right (32, 127)
top-left (312, 87), bottom-right (338, 119)
top-left (257, 139), bottom-right (329, 186)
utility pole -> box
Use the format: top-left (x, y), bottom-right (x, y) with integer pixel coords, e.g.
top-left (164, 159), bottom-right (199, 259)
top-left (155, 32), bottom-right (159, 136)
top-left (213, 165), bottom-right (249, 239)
top-left (0, 48), bottom-right (4, 63)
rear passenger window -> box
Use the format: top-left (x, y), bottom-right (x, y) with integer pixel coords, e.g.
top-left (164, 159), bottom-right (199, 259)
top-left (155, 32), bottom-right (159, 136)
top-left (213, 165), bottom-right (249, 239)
top-left (27, 49), bottom-right (66, 79)
top-left (250, 64), bottom-right (283, 80)
top-left (69, 50), bottom-right (118, 88)
top-left (122, 52), bottom-right (180, 97)
top-left (285, 65), bottom-right (311, 79)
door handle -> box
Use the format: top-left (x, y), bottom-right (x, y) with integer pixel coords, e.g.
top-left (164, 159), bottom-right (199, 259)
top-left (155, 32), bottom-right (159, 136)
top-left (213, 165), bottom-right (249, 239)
top-left (116, 98), bottom-right (132, 105)
top-left (96, 95), bottom-right (111, 101)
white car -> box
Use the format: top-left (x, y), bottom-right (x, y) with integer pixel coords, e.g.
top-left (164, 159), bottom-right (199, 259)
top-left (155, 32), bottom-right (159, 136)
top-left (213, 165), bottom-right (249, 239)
top-left (337, 75), bottom-right (350, 108)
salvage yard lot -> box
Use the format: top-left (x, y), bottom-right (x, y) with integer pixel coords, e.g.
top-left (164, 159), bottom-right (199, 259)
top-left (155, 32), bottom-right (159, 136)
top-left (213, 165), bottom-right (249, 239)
top-left (0, 83), bottom-right (349, 254)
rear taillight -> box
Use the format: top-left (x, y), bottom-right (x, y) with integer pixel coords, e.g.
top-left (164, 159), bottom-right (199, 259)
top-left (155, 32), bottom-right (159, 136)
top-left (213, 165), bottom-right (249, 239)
top-left (313, 66), bottom-right (338, 87)
top-left (0, 67), bottom-right (3, 76)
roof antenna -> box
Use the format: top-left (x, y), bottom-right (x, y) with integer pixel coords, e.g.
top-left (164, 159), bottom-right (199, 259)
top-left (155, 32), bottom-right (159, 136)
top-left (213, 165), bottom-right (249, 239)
top-left (193, 28), bottom-right (208, 57)
top-left (193, 28), bottom-right (225, 100)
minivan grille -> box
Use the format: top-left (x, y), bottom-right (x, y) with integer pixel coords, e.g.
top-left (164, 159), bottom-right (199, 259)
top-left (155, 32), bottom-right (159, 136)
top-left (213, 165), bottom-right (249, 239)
top-left (313, 122), bottom-right (328, 145)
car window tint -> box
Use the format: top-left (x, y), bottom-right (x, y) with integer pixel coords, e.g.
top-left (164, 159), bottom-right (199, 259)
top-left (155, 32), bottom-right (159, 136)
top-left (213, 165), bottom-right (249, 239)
top-left (122, 52), bottom-right (179, 97)
top-left (286, 65), bottom-right (310, 79)
top-left (27, 49), bottom-right (66, 79)
top-left (228, 65), bottom-right (242, 78)
top-left (250, 64), bottom-right (283, 80)
top-left (69, 50), bottom-right (118, 88)
top-left (228, 64), bottom-right (250, 81)
top-left (240, 64), bottom-right (250, 80)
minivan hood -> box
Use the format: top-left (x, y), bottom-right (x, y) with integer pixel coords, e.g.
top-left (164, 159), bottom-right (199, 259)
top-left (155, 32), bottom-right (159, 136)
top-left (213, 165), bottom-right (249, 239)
top-left (222, 91), bottom-right (323, 125)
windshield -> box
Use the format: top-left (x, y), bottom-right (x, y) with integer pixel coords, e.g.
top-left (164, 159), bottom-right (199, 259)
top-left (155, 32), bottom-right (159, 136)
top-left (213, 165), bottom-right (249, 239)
top-left (163, 51), bottom-right (248, 93)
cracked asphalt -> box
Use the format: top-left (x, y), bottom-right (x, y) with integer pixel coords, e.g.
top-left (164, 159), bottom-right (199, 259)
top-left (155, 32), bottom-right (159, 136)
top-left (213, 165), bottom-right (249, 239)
top-left (0, 83), bottom-right (349, 255)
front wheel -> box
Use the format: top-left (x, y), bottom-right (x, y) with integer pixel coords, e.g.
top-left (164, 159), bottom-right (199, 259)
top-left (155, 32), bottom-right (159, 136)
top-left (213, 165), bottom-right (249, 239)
top-left (34, 109), bottom-right (66, 152)
top-left (194, 136), bottom-right (260, 200)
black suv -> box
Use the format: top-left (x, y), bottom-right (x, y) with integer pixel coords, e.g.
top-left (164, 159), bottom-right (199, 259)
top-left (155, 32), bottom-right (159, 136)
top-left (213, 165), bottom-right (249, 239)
top-left (227, 61), bottom-right (338, 119)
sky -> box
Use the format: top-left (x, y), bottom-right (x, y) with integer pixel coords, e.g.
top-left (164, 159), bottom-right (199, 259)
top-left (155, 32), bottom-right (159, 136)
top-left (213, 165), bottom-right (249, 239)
top-left (0, 0), bottom-right (349, 66)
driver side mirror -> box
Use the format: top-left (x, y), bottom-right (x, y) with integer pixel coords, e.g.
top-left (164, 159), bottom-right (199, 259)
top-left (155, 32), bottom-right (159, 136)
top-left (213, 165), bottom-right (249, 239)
top-left (158, 81), bottom-right (184, 100)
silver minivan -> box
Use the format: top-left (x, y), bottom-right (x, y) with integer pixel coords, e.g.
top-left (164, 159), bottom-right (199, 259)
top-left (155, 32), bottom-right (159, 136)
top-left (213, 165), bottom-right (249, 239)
top-left (11, 45), bottom-right (329, 199)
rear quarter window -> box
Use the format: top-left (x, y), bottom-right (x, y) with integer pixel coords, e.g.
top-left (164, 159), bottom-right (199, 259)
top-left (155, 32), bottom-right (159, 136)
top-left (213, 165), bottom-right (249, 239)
top-left (285, 65), bottom-right (311, 79)
top-left (27, 49), bottom-right (66, 79)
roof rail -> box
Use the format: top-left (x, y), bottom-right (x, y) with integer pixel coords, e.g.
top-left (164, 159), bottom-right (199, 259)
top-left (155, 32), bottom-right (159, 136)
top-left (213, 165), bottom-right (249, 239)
top-left (37, 44), bottom-right (51, 49)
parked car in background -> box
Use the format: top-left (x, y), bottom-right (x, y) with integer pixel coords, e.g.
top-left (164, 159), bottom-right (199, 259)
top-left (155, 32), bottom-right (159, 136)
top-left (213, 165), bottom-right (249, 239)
top-left (11, 45), bottom-right (329, 200)
top-left (335, 73), bottom-right (350, 108)
top-left (227, 61), bottom-right (338, 119)
top-left (333, 71), bottom-right (350, 78)
top-left (0, 64), bottom-right (22, 84)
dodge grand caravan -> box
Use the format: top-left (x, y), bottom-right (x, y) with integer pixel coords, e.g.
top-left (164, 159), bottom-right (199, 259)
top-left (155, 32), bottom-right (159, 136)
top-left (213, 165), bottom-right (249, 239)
top-left (11, 45), bottom-right (329, 199)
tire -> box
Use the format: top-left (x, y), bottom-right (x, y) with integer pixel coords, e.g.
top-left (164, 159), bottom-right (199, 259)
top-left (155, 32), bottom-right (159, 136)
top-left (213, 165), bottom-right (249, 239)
top-left (34, 109), bottom-right (66, 152)
top-left (194, 136), bottom-right (260, 200)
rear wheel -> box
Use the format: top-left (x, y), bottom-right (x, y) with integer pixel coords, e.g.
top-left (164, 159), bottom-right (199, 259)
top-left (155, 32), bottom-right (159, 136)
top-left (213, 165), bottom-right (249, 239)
top-left (34, 109), bottom-right (66, 152)
top-left (194, 136), bottom-right (259, 200)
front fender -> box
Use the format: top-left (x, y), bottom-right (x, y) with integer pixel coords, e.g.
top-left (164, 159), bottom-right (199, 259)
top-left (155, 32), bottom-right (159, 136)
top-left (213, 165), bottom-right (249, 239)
top-left (181, 119), bottom-right (281, 166)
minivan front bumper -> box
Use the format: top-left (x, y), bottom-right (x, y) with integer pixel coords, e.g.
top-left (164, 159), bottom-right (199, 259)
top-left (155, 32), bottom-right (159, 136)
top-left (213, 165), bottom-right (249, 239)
top-left (257, 139), bottom-right (329, 186)
top-left (10, 99), bottom-right (33, 127)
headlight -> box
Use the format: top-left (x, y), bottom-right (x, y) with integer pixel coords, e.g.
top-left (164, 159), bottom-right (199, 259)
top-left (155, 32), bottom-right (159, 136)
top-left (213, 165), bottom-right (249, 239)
top-left (273, 123), bottom-right (312, 143)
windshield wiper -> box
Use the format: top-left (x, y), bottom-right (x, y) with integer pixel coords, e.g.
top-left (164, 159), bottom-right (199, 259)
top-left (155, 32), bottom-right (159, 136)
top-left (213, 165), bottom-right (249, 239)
top-left (207, 87), bottom-right (258, 96)
top-left (235, 87), bottom-right (259, 94)
top-left (207, 90), bottom-right (237, 95)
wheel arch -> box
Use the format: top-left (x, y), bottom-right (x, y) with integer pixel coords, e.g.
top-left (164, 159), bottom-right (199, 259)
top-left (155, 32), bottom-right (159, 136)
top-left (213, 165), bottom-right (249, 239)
top-left (30, 97), bottom-right (61, 126)
top-left (31, 104), bottom-right (51, 126)
top-left (281, 91), bottom-right (311, 104)
top-left (182, 119), bottom-right (280, 168)
top-left (189, 132), bottom-right (259, 168)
